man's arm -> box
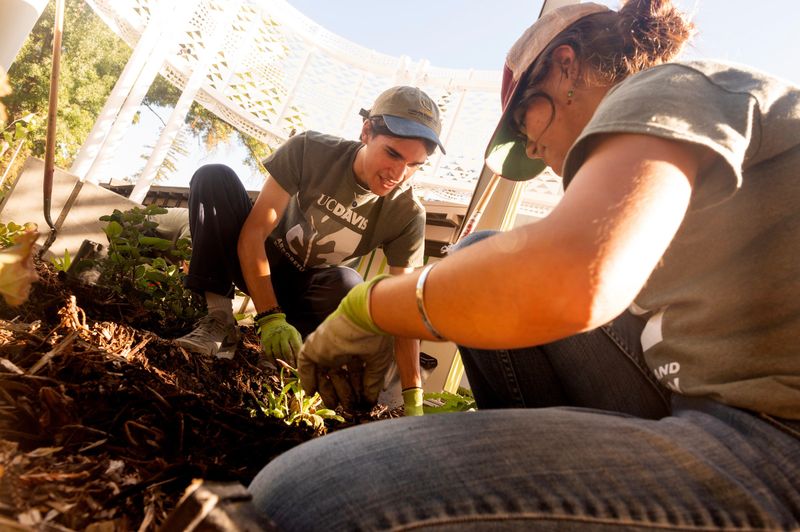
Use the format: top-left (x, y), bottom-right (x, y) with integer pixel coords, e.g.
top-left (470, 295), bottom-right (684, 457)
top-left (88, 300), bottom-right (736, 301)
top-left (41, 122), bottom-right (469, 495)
top-left (237, 175), bottom-right (290, 312)
top-left (388, 265), bottom-right (421, 391)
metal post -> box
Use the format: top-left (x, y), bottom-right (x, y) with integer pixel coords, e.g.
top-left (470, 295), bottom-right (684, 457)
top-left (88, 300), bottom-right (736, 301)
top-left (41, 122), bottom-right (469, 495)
top-left (81, 1), bottom-right (199, 185)
top-left (69, 1), bottom-right (181, 179)
top-left (42, 0), bottom-right (65, 239)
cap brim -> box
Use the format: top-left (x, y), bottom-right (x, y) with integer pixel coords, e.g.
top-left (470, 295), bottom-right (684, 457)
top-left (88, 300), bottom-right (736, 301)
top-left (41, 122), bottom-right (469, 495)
top-left (484, 76), bottom-right (546, 182)
top-left (382, 115), bottom-right (446, 155)
top-left (484, 3), bottom-right (609, 182)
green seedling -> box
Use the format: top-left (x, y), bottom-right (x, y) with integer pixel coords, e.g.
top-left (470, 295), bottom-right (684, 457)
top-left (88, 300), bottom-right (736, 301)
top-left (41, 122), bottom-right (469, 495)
top-left (423, 388), bottom-right (477, 414)
top-left (254, 360), bottom-right (344, 434)
top-left (50, 249), bottom-right (72, 272)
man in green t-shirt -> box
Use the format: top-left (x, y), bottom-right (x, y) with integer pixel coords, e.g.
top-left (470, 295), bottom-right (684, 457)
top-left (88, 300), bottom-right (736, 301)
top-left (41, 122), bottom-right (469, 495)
top-left (175, 86), bottom-right (445, 412)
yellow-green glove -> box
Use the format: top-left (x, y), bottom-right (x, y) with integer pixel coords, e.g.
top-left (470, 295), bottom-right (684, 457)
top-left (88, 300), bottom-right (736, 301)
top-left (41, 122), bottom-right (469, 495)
top-left (257, 313), bottom-right (302, 367)
top-left (297, 275), bottom-right (391, 410)
top-left (402, 387), bottom-right (424, 416)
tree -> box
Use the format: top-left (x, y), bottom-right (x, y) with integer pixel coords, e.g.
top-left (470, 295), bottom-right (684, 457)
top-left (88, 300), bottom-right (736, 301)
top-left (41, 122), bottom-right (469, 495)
top-left (1, 0), bottom-right (271, 186)
top-left (2, 0), bottom-right (132, 170)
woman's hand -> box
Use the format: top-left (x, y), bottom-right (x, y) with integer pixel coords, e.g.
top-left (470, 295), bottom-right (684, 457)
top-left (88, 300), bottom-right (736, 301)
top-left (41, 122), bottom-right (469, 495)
top-left (296, 276), bottom-right (392, 410)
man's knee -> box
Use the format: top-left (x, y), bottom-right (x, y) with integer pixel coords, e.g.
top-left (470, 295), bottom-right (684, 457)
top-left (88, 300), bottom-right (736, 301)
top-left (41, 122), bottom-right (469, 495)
top-left (326, 266), bottom-right (364, 300)
top-left (448, 230), bottom-right (500, 254)
top-left (189, 164), bottom-right (239, 193)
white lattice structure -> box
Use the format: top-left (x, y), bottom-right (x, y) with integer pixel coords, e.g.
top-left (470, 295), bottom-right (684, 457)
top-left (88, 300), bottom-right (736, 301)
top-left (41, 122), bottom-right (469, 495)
top-left (82, 0), bottom-right (563, 219)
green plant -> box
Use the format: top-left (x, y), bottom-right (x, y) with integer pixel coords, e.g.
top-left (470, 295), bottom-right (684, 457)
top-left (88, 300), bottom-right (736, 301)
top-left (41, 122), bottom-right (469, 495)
top-left (254, 361), bottom-right (344, 434)
top-left (3, 0), bottom-right (132, 170)
top-left (423, 388), bottom-right (477, 414)
top-left (50, 248), bottom-right (72, 272)
top-left (1, 113), bottom-right (37, 158)
top-left (0, 221), bottom-right (36, 249)
top-left (94, 205), bottom-right (204, 322)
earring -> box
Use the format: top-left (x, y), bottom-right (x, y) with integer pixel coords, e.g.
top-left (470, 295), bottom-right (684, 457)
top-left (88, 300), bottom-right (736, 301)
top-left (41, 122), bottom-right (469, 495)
top-left (567, 89), bottom-right (574, 105)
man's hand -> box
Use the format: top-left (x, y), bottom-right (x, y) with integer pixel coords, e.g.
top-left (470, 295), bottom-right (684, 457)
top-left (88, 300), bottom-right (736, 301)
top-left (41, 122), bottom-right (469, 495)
top-left (257, 313), bottom-right (302, 367)
top-left (297, 275), bottom-right (392, 410)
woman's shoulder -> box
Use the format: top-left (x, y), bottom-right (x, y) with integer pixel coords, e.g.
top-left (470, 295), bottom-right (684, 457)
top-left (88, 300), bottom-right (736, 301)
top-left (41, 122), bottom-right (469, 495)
top-left (615, 60), bottom-right (797, 101)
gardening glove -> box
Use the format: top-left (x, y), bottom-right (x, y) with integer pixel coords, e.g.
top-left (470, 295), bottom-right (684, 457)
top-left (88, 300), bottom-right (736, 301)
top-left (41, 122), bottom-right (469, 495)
top-left (402, 387), bottom-right (424, 417)
top-left (297, 275), bottom-right (393, 410)
top-left (257, 313), bottom-right (302, 367)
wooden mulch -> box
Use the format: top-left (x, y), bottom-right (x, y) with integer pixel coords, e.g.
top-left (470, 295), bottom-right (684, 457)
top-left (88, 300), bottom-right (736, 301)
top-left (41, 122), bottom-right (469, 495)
top-left (0, 259), bottom-right (394, 531)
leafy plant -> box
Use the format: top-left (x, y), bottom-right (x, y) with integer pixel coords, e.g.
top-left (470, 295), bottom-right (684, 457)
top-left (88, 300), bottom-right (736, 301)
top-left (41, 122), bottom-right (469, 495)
top-left (1, 113), bottom-right (39, 201)
top-left (1, 113), bottom-right (37, 158)
top-left (423, 388), bottom-right (477, 414)
top-left (50, 249), bottom-right (72, 272)
top-left (254, 361), bottom-right (344, 434)
top-left (0, 221), bottom-right (37, 249)
top-left (93, 205), bottom-right (204, 322)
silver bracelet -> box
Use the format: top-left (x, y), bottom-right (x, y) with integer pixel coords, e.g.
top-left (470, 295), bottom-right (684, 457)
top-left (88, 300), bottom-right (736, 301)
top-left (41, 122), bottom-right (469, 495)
top-left (415, 263), bottom-right (446, 341)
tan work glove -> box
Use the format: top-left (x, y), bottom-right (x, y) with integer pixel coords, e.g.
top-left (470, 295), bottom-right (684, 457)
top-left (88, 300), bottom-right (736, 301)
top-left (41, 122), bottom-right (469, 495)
top-left (297, 276), bottom-right (394, 410)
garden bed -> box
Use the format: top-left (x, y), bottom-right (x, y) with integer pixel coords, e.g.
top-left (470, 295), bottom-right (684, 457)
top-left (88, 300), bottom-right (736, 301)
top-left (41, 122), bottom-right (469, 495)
top-left (0, 259), bottom-right (395, 531)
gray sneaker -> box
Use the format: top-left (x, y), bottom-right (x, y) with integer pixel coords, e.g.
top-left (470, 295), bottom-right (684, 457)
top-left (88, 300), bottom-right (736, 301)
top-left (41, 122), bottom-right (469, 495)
top-left (175, 310), bottom-right (240, 359)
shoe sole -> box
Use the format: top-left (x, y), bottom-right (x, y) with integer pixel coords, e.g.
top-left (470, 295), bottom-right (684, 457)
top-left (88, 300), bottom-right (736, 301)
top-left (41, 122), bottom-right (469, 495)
top-left (174, 338), bottom-right (215, 356)
top-left (215, 345), bottom-right (237, 360)
top-left (216, 330), bottom-right (241, 359)
top-left (175, 329), bottom-right (240, 358)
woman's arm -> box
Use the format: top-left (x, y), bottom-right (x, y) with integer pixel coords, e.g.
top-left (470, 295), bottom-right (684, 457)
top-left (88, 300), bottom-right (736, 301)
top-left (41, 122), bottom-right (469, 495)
top-left (370, 134), bottom-right (705, 348)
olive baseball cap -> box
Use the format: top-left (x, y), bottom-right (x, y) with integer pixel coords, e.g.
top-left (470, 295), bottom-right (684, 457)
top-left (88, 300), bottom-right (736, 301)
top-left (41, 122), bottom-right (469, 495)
top-left (485, 2), bottom-right (609, 181)
top-left (361, 86), bottom-right (446, 154)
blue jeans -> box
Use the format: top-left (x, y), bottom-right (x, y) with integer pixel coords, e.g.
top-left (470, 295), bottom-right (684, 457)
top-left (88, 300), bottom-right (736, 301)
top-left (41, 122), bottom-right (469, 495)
top-left (184, 164), bottom-right (362, 337)
top-left (249, 231), bottom-right (800, 530)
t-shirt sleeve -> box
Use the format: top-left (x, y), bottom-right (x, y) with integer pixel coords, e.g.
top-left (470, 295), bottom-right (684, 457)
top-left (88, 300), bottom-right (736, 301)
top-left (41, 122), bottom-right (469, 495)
top-left (564, 64), bottom-right (757, 208)
top-left (261, 133), bottom-right (307, 196)
top-left (382, 208), bottom-right (426, 269)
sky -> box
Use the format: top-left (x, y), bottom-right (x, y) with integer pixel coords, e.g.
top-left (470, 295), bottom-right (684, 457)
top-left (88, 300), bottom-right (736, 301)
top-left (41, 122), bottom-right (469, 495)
top-left (285, 0), bottom-right (798, 82)
top-left (116, 0), bottom-right (799, 188)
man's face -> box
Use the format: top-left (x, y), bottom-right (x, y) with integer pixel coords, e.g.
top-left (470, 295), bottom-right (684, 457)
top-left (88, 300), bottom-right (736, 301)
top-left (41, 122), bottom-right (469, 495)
top-left (356, 131), bottom-right (429, 196)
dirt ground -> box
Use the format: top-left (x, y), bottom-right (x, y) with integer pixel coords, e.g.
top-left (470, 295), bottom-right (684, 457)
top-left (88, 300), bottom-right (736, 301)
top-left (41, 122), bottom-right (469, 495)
top-left (0, 259), bottom-right (394, 531)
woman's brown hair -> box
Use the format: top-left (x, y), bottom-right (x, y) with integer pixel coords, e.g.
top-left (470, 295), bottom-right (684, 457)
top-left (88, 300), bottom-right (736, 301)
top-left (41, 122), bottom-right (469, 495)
top-left (513, 0), bottom-right (694, 132)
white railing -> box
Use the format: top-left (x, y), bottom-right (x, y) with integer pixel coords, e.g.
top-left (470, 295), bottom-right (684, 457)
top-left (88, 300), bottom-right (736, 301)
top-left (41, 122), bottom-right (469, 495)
top-left (82, 0), bottom-right (563, 217)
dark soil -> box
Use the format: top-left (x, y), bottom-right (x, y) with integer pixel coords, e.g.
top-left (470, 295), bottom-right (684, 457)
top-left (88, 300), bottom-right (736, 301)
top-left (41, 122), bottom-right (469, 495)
top-left (0, 259), bottom-right (395, 531)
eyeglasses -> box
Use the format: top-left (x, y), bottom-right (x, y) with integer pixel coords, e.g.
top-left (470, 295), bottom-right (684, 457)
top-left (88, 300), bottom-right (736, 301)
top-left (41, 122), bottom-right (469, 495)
top-left (512, 91), bottom-right (555, 144)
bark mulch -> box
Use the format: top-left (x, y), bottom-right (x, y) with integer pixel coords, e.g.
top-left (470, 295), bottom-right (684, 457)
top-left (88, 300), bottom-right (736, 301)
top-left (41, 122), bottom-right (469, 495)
top-left (0, 259), bottom-right (394, 531)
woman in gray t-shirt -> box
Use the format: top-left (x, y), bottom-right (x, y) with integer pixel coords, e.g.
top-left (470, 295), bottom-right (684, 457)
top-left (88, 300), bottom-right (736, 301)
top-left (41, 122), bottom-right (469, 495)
top-left (250, 1), bottom-right (800, 530)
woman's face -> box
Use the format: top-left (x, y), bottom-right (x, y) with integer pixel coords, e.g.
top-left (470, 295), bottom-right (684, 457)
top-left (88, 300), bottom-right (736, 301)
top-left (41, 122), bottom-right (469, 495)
top-left (518, 50), bottom-right (602, 176)
top-left (520, 91), bottom-right (588, 176)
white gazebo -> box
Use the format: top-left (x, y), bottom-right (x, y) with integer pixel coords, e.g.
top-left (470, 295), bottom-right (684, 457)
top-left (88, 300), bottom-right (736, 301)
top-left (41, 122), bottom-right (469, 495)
top-left (2, 0), bottom-right (573, 393)
top-left (76, 0), bottom-right (563, 221)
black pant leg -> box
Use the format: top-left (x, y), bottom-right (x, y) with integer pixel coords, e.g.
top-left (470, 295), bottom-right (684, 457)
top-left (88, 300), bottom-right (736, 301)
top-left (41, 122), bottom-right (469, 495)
top-left (292, 266), bottom-right (363, 337)
top-left (185, 164), bottom-right (253, 298)
top-left (458, 311), bottom-right (671, 418)
top-left (450, 229), bottom-right (669, 417)
top-left (268, 253), bottom-right (363, 338)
